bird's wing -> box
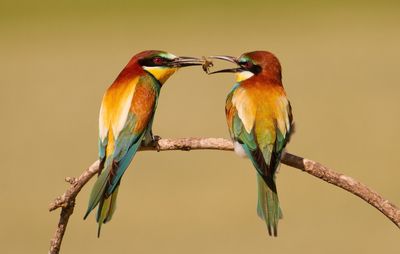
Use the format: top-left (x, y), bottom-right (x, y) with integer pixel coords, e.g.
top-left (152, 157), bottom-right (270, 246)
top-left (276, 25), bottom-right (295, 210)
top-left (99, 75), bottom-right (159, 193)
top-left (255, 92), bottom-right (293, 175)
top-left (226, 86), bottom-right (293, 177)
top-left (226, 85), bottom-right (262, 175)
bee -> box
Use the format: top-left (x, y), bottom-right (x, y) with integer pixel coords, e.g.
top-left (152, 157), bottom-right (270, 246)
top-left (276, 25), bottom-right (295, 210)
top-left (201, 56), bottom-right (213, 73)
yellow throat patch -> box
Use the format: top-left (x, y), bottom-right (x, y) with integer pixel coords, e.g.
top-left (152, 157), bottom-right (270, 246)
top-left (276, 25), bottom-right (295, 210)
top-left (143, 66), bottom-right (178, 84)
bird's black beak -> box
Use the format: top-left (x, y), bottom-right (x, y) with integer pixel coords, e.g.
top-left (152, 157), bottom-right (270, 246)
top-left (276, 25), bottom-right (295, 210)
top-left (206, 55), bottom-right (244, 74)
top-left (169, 56), bottom-right (205, 68)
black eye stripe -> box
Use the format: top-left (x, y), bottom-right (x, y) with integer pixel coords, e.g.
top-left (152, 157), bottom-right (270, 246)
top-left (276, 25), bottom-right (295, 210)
top-left (238, 60), bottom-right (261, 74)
top-left (139, 56), bottom-right (171, 67)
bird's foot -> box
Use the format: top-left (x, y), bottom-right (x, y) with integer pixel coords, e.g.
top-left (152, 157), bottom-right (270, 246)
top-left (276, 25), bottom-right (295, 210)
top-left (152, 135), bottom-right (162, 152)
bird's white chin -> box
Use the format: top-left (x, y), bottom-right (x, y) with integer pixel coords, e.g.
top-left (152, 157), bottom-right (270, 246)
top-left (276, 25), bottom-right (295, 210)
top-left (234, 141), bottom-right (248, 158)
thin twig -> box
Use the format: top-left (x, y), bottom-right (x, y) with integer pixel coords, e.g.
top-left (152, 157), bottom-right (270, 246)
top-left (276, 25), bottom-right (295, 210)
top-left (48, 137), bottom-right (400, 254)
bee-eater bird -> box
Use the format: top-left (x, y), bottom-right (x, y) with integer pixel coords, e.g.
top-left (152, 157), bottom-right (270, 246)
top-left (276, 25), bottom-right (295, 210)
top-left (84, 50), bottom-right (204, 236)
top-left (208, 51), bottom-right (294, 236)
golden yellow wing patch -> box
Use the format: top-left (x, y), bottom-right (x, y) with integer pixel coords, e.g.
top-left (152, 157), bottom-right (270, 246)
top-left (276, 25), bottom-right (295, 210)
top-left (99, 77), bottom-right (139, 142)
top-left (274, 95), bottom-right (291, 137)
top-left (231, 87), bottom-right (256, 133)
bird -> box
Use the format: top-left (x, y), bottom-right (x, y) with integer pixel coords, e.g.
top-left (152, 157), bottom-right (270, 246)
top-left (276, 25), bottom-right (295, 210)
top-left (84, 50), bottom-right (204, 236)
top-left (208, 51), bottom-right (294, 236)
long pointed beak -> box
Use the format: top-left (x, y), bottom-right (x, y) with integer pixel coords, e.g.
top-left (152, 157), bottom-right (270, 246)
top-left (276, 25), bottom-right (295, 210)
top-left (170, 56), bottom-right (205, 67)
top-left (208, 55), bottom-right (238, 64)
top-left (207, 55), bottom-right (243, 74)
top-left (208, 67), bottom-right (243, 74)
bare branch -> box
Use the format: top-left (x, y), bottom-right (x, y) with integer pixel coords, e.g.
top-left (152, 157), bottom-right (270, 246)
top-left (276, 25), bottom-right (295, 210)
top-left (49, 160), bottom-right (99, 254)
top-left (48, 137), bottom-right (400, 254)
top-left (281, 153), bottom-right (400, 228)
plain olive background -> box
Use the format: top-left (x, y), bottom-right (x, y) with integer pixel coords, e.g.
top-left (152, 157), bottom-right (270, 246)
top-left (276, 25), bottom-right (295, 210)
top-left (1, 1), bottom-right (399, 253)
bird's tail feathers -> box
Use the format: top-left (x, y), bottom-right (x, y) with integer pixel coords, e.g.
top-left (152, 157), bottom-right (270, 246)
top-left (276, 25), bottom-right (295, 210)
top-left (84, 160), bottom-right (121, 237)
top-left (96, 184), bottom-right (120, 237)
top-left (84, 138), bottom-right (143, 236)
top-left (256, 174), bottom-right (282, 237)
top-left (84, 165), bottom-right (111, 220)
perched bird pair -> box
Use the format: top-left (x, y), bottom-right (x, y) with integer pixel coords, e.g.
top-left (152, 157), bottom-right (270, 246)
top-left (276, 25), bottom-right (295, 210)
top-left (84, 50), bottom-right (294, 237)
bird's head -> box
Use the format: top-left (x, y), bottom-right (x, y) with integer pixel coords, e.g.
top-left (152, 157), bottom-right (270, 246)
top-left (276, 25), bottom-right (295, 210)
top-left (129, 50), bottom-right (204, 84)
top-left (208, 51), bottom-right (282, 83)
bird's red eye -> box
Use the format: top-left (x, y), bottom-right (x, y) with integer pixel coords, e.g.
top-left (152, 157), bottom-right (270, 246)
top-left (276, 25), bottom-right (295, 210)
top-left (240, 61), bottom-right (252, 69)
top-left (153, 57), bottom-right (164, 65)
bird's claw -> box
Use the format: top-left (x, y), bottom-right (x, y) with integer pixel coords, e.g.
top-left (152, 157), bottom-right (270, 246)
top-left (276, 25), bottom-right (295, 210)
top-left (152, 135), bottom-right (161, 152)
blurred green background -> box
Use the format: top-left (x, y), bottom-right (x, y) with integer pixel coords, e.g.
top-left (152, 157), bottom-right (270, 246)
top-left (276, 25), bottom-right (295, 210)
top-left (1, 0), bottom-right (399, 253)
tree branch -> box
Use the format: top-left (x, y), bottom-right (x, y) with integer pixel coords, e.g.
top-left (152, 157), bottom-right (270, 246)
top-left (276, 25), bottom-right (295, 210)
top-left (48, 137), bottom-right (400, 254)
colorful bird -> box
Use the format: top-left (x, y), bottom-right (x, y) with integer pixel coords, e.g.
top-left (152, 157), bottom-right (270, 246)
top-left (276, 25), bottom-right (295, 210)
top-left (84, 50), bottom-right (204, 236)
top-left (208, 51), bottom-right (294, 236)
